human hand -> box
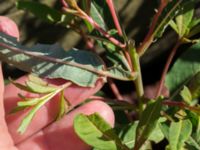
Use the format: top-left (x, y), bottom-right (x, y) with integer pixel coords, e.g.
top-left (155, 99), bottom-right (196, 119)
top-left (0, 16), bottom-right (115, 150)
top-left (0, 65), bottom-right (115, 150)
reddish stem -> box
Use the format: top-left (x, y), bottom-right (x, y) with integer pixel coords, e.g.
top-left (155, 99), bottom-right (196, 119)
top-left (61, 0), bottom-right (69, 8)
top-left (155, 40), bottom-right (181, 98)
top-left (163, 100), bottom-right (200, 112)
top-left (83, 14), bottom-right (126, 48)
top-left (106, 0), bottom-right (122, 36)
top-left (108, 79), bottom-right (123, 100)
top-left (137, 1), bottom-right (168, 56)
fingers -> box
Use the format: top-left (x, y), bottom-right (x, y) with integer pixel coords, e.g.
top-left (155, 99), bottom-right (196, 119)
top-left (0, 64), bottom-right (17, 150)
top-left (4, 76), bottom-right (105, 144)
top-left (17, 100), bottom-right (115, 150)
top-left (46, 77), bottom-right (105, 107)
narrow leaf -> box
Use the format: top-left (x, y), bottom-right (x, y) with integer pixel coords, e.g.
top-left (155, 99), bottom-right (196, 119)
top-left (56, 90), bottom-right (70, 120)
top-left (174, 2), bottom-right (194, 36)
top-left (180, 86), bottom-right (192, 104)
top-left (26, 80), bottom-right (57, 94)
top-left (18, 91), bottom-right (58, 134)
top-left (154, 0), bottom-right (196, 38)
top-left (28, 74), bottom-right (48, 86)
top-left (134, 97), bottom-right (163, 150)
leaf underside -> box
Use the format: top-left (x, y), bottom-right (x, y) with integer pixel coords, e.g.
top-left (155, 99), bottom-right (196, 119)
top-left (0, 32), bottom-right (104, 87)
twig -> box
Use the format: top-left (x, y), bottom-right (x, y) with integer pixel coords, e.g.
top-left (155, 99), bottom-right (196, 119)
top-left (163, 100), bottom-right (200, 113)
top-left (137, 0), bottom-right (168, 56)
top-left (155, 39), bottom-right (181, 98)
top-left (106, 0), bottom-right (122, 36)
top-left (62, 5), bottom-right (126, 49)
top-left (108, 79), bottom-right (123, 100)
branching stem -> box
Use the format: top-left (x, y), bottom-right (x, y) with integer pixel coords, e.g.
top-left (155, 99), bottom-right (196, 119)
top-left (137, 0), bottom-right (168, 56)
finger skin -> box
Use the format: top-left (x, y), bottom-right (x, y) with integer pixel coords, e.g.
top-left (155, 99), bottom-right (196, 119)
top-left (4, 76), bottom-right (105, 144)
top-left (0, 65), bottom-right (17, 150)
top-left (0, 16), bottom-right (20, 40)
top-left (17, 100), bottom-right (115, 150)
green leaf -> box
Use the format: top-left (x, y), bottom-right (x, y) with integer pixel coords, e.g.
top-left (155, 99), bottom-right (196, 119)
top-left (169, 119), bottom-right (192, 150)
top-left (17, 1), bottom-right (73, 24)
top-left (166, 43), bottom-right (200, 94)
top-left (118, 122), bottom-right (138, 149)
top-left (25, 80), bottom-right (57, 94)
top-left (159, 122), bottom-right (170, 140)
top-left (74, 113), bottom-right (130, 150)
top-left (17, 97), bottom-right (44, 107)
top-left (189, 18), bottom-right (200, 30)
top-left (56, 90), bottom-right (69, 120)
top-left (185, 116), bottom-right (200, 149)
top-left (188, 72), bottom-right (200, 100)
top-left (107, 66), bottom-right (136, 81)
top-left (0, 32), bottom-right (104, 87)
top-left (28, 74), bottom-right (48, 86)
top-left (90, 2), bottom-right (107, 30)
top-left (180, 86), bottom-right (192, 104)
top-left (172, 1), bottom-right (195, 37)
top-left (18, 91), bottom-right (58, 133)
top-left (134, 97), bottom-right (163, 150)
top-left (90, 0), bottom-right (115, 30)
top-left (148, 118), bottom-right (166, 144)
top-left (154, 0), bottom-right (196, 38)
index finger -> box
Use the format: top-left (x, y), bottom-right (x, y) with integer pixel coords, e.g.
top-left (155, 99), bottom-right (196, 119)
top-left (4, 76), bottom-right (105, 145)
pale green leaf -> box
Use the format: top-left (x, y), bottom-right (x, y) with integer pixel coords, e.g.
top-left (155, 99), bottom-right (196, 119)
top-left (180, 86), bottom-right (192, 104)
top-left (26, 80), bottom-right (57, 94)
top-left (174, 2), bottom-right (194, 37)
top-left (56, 90), bottom-right (69, 120)
top-left (74, 113), bottom-right (130, 150)
top-left (154, 0), bottom-right (196, 38)
top-left (17, 97), bottom-right (43, 107)
top-left (28, 74), bottom-right (48, 86)
top-left (169, 119), bottom-right (192, 150)
top-left (18, 91), bottom-right (58, 134)
top-left (148, 118), bottom-right (166, 144)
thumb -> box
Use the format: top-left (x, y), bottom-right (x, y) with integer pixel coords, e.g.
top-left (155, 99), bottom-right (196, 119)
top-left (0, 64), bottom-right (17, 150)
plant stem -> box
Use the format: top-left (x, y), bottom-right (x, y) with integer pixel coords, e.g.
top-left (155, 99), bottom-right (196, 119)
top-left (81, 11), bottom-right (126, 48)
top-left (108, 78), bottom-right (123, 100)
top-left (61, 0), bottom-right (69, 8)
top-left (62, 5), bottom-right (126, 49)
top-left (129, 42), bottom-right (144, 113)
top-left (106, 0), bottom-right (122, 36)
top-left (137, 0), bottom-right (168, 56)
top-left (155, 39), bottom-right (181, 98)
top-left (162, 100), bottom-right (200, 112)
